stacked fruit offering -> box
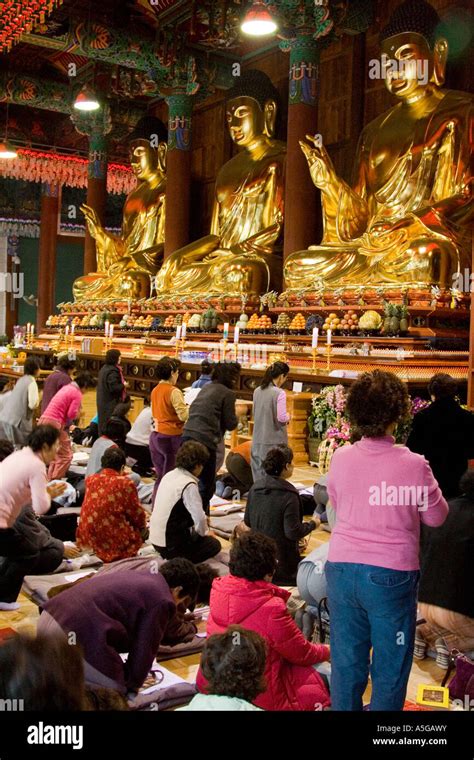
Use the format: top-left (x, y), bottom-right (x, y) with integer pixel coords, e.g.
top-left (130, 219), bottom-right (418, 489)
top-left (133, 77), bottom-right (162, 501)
top-left (322, 312), bottom-right (341, 333)
top-left (289, 313), bottom-right (306, 332)
top-left (339, 310), bottom-right (359, 333)
top-left (276, 313), bottom-right (290, 332)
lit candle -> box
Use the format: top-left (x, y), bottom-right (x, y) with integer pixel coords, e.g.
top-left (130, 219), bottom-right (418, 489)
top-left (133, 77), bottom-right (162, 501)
top-left (104, 320), bottom-right (109, 338)
top-left (234, 325), bottom-right (240, 344)
top-left (175, 325), bottom-right (182, 341)
top-left (312, 327), bottom-right (319, 349)
top-left (327, 329), bottom-right (332, 345)
top-left (181, 323), bottom-right (186, 340)
top-left (223, 322), bottom-right (229, 341)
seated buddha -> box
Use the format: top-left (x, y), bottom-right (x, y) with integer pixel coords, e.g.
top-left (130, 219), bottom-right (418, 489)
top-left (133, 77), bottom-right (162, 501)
top-left (284, 0), bottom-right (472, 292)
top-left (73, 117), bottom-right (167, 301)
top-left (155, 69), bottom-right (286, 297)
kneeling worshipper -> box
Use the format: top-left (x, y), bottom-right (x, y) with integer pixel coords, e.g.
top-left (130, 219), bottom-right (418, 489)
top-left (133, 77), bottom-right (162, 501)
top-left (76, 447), bottom-right (147, 563)
top-left (37, 558), bottom-right (200, 696)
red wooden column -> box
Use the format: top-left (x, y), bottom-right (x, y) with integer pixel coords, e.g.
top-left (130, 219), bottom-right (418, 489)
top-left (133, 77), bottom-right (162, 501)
top-left (468, 239), bottom-right (474, 409)
top-left (37, 182), bottom-right (60, 330)
top-left (164, 94), bottom-right (193, 258)
top-left (282, 35), bottom-right (320, 262)
top-left (84, 131), bottom-right (108, 274)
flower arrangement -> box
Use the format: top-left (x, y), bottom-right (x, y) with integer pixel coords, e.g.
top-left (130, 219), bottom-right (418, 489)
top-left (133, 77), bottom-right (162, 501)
top-left (308, 384), bottom-right (347, 439)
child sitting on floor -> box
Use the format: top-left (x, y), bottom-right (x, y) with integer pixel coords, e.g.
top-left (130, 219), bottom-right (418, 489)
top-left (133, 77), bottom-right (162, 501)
top-left (180, 625), bottom-right (266, 711)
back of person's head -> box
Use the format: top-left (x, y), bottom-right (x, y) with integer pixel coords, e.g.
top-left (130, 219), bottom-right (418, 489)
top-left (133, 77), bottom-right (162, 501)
top-left (101, 447), bottom-right (126, 472)
top-left (113, 396), bottom-right (132, 418)
top-left (84, 686), bottom-right (129, 711)
top-left (229, 531), bottom-right (278, 581)
top-left (201, 360), bottom-right (213, 375)
top-left (156, 356), bottom-right (177, 381)
top-left (263, 445), bottom-right (293, 476)
top-left (428, 373), bottom-right (458, 401)
top-left (27, 424), bottom-right (60, 452)
top-left (102, 418), bottom-right (127, 445)
top-left (211, 361), bottom-right (241, 389)
top-left (0, 633), bottom-right (86, 710)
top-left (176, 440), bottom-right (209, 472)
top-left (346, 370), bottom-right (410, 438)
top-left (0, 438), bottom-right (14, 462)
top-left (260, 361), bottom-right (290, 389)
top-left (201, 625), bottom-right (267, 703)
top-left (56, 355), bottom-right (76, 372)
top-left (160, 557), bottom-right (200, 603)
top-left (105, 349), bottom-right (121, 366)
top-left (195, 563), bottom-right (219, 605)
top-left (24, 357), bottom-right (40, 376)
top-left (459, 469), bottom-right (474, 501)
top-left (74, 371), bottom-right (96, 390)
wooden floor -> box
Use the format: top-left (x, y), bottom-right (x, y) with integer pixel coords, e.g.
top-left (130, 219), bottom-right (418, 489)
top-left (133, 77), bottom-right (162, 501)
top-left (0, 461), bottom-right (451, 709)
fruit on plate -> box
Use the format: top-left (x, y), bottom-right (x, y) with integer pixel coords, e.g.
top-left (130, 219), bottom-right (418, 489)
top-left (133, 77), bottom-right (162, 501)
top-left (289, 313), bottom-right (306, 330)
top-left (358, 310), bottom-right (382, 330)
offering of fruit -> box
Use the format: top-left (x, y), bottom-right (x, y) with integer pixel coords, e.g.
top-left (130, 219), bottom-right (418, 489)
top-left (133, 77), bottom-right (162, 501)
top-left (358, 310), bottom-right (382, 331)
top-left (237, 313), bottom-right (249, 330)
top-left (289, 313), bottom-right (306, 331)
top-left (322, 312), bottom-right (341, 332)
top-left (276, 312), bottom-right (290, 331)
top-left (188, 313), bottom-right (202, 329)
top-left (247, 313), bottom-right (260, 332)
top-left (258, 314), bottom-right (273, 330)
top-left (163, 315), bottom-right (175, 329)
top-left (339, 309), bottom-right (359, 333)
top-left (173, 314), bottom-right (183, 327)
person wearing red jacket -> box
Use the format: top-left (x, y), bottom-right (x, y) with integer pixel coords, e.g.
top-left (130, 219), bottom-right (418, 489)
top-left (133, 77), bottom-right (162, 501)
top-left (197, 531), bottom-right (331, 711)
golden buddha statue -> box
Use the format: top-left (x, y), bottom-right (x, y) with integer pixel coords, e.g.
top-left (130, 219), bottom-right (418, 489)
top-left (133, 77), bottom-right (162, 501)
top-left (73, 117), bottom-right (168, 300)
top-left (284, 0), bottom-right (473, 292)
top-left (155, 70), bottom-right (286, 296)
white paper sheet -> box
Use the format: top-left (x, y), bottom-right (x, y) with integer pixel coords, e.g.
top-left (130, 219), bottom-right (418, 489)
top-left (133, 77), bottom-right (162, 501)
top-left (140, 663), bottom-right (187, 695)
top-left (64, 570), bottom-right (97, 583)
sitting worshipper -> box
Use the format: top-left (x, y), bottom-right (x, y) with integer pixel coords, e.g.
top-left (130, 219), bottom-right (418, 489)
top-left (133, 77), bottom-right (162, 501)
top-left (125, 401), bottom-right (154, 476)
top-left (38, 372), bottom-right (97, 480)
top-left (37, 558), bottom-right (200, 696)
top-left (40, 355), bottom-right (76, 413)
top-left (180, 626), bottom-right (266, 711)
top-left (150, 440), bottom-right (222, 563)
top-left (161, 563), bottom-right (219, 646)
top-left (415, 469), bottom-right (474, 667)
top-left (0, 633), bottom-right (87, 710)
top-left (77, 448), bottom-right (147, 563)
top-left (216, 440), bottom-right (253, 499)
top-left (407, 373), bottom-right (474, 499)
top-left (244, 446), bottom-right (318, 586)
top-left (191, 360), bottom-right (214, 389)
top-left (0, 426), bottom-right (66, 610)
top-left (197, 532), bottom-right (331, 711)
top-left (0, 357), bottom-right (40, 445)
top-left (109, 396), bottom-right (132, 435)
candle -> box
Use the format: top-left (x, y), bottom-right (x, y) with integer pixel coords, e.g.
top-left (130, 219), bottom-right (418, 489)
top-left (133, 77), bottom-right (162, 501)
top-left (26, 322), bottom-right (30, 335)
top-left (104, 320), bottom-right (109, 338)
top-left (223, 322), bottom-right (229, 341)
top-left (327, 329), bottom-right (332, 345)
top-left (31, 325), bottom-right (35, 337)
top-left (233, 325), bottom-right (240, 344)
top-left (109, 324), bottom-right (114, 339)
top-left (312, 327), bottom-right (319, 349)
top-left (65, 325), bottom-right (69, 338)
top-left (71, 323), bottom-right (75, 336)
top-left (175, 325), bottom-right (182, 341)
top-left (181, 323), bottom-right (186, 340)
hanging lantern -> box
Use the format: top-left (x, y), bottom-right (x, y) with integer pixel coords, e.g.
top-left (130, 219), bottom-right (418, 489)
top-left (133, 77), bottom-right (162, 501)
top-left (241, 1), bottom-right (278, 36)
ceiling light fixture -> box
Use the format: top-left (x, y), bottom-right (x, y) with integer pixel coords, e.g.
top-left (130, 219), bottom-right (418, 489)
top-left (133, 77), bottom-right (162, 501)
top-left (0, 140), bottom-right (18, 160)
top-left (73, 85), bottom-right (101, 112)
top-left (241, 1), bottom-right (278, 36)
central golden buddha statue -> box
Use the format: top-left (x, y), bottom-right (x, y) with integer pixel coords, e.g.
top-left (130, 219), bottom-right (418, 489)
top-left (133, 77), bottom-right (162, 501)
top-left (284, 0), bottom-right (472, 291)
top-left (155, 70), bottom-right (286, 296)
top-left (73, 117), bottom-right (168, 300)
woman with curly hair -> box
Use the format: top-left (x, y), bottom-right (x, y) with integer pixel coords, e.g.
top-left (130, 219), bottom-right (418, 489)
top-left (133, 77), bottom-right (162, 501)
top-left (180, 626), bottom-right (266, 711)
top-left (326, 370), bottom-right (448, 711)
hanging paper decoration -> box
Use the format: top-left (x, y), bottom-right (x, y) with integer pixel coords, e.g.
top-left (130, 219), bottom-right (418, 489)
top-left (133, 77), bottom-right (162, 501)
top-left (0, 0), bottom-right (65, 54)
top-left (0, 148), bottom-right (135, 195)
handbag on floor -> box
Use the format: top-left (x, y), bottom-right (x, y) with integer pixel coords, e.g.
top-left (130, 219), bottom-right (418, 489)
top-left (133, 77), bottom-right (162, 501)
top-left (441, 649), bottom-right (474, 702)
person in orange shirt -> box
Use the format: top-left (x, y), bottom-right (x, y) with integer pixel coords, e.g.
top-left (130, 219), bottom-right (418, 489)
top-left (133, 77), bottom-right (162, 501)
top-left (216, 439), bottom-right (253, 499)
top-left (77, 447), bottom-right (147, 563)
top-left (150, 357), bottom-right (189, 499)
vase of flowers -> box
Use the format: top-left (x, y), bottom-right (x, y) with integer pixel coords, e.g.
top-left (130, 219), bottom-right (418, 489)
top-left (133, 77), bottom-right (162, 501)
top-left (308, 385), bottom-right (348, 463)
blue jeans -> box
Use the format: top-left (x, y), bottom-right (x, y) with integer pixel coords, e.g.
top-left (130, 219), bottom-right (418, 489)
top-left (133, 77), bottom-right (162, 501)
top-left (326, 561), bottom-right (419, 711)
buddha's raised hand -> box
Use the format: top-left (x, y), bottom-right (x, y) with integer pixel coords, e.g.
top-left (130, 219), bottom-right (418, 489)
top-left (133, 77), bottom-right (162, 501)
top-left (299, 135), bottom-right (337, 190)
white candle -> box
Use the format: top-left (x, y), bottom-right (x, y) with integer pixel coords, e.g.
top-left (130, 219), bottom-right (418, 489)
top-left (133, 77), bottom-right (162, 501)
top-left (71, 323), bottom-right (75, 336)
top-left (31, 325), bottom-right (35, 338)
top-left (327, 329), bottom-right (332, 345)
top-left (312, 327), bottom-right (319, 349)
top-left (181, 323), bottom-right (186, 340)
top-left (234, 325), bottom-right (240, 344)
top-left (109, 324), bottom-right (114, 339)
top-left (223, 322), bottom-right (229, 341)
top-left (26, 323), bottom-right (30, 335)
top-left (104, 320), bottom-right (109, 338)
top-left (65, 325), bottom-right (69, 338)
top-left (175, 325), bottom-right (182, 341)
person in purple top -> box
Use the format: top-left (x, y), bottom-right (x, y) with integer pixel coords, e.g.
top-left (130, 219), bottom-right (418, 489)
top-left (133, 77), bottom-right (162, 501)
top-left (40, 355), bottom-right (76, 414)
top-left (36, 557), bottom-right (200, 696)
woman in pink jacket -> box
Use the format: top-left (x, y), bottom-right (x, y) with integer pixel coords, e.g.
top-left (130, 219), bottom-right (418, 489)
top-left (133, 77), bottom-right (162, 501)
top-left (197, 532), bottom-right (330, 711)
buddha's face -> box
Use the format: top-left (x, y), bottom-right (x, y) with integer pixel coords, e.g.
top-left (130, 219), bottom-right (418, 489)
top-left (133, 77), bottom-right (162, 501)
top-left (226, 96), bottom-right (265, 147)
top-left (129, 139), bottom-right (159, 179)
top-left (381, 33), bottom-right (435, 101)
